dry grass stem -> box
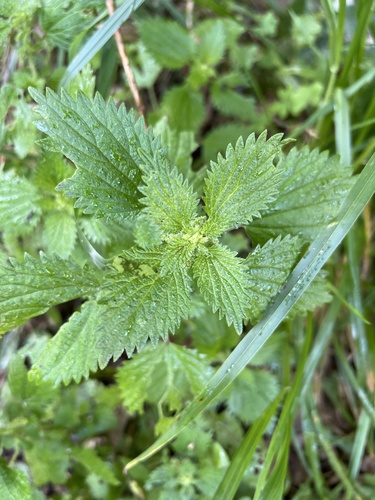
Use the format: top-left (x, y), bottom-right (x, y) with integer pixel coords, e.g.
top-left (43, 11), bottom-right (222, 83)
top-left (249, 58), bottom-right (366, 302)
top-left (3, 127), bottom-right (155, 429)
top-left (106, 0), bottom-right (145, 118)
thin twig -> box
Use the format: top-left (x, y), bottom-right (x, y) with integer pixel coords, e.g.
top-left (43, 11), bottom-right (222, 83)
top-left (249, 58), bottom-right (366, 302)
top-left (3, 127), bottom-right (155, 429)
top-left (106, 0), bottom-right (145, 119)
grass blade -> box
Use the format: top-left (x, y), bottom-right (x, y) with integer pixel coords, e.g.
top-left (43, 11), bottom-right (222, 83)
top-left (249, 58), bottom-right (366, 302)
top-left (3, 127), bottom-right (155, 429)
top-left (301, 399), bottom-right (329, 498)
top-left (215, 388), bottom-right (288, 500)
top-left (333, 337), bottom-right (375, 426)
top-left (253, 314), bottom-right (313, 500)
top-left (125, 153), bottom-right (375, 471)
top-left (60, 0), bottom-right (145, 88)
top-left (310, 401), bottom-right (367, 498)
top-left (291, 67), bottom-right (375, 139)
top-left (349, 410), bottom-right (371, 479)
top-left (334, 88), bottom-right (369, 384)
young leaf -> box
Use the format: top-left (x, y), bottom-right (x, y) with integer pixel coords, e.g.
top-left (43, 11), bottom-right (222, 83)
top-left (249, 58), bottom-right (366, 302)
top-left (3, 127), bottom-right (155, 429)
top-left (170, 343), bottom-right (212, 395)
top-left (40, 1), bottom-right (90, 50)
top-left (96, 264), bottom-right (192, 360)
top-left (153, 120), bottom-right (197, 180)
top-left (195, 20), bottom-right (226, 66)
top-left (0, 172), bottom-right (42, 234)
top-left (202, 123), bottom-right (253, 163)
top-left (115, 346), bottom-right (156, 413)
top-left (29, 88), bottom-right (159, 220)
top-left (244, 236), bottom-right (301, 322)
top-left (7, 355), bottom-right (57, 406)
top-left (248, 147), bottom-right (355, 243)
top-left (72, 448), bottom-right (119, 485)
top-left (131, 42), bottom-right (161, 89)
top-left (144, 458), bottom-right (198, 496)
top-left (137, 18), bottom-right (195, 69)
top-left (30, 301), bottom-right (104, 385)
top-left (211, 83), bottom-right (256, 121)
top-left (190, 301), bottom-right (239, 356)
top-left (32, 152), bottom-right (74, 192)
top-left (290, 272), bottom-right (331, 318)
top-left (0, 459), bottom-right (32, 500)
top-left (24, 439), bottom-right (70, 486)
top-left (134, 215), bottom-right (162, 249)
top-left (116, 343), bottom-right (211, 414)
top-left (80, 217), bottom-right (133, 247)
top-left (225, 369), bottom-right (280, 424)
top-left (0, 253), bottom-right (99, 335)
top-left (203, 132), bottom-right (287, 236)
top-left (245, 236), bottom-right (331, 322)
top-left (139, 150), bottom-right (199, 234)
top-left (193, 244), bottom-right (251, 334)
top-left (43, 210), bottom-right (77, 258)
top-left (162, 85), bottom-right (205, 132)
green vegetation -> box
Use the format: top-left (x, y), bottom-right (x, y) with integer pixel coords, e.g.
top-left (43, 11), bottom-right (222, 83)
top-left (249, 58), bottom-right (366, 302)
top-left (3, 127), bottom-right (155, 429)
top-left (0, 0), bottom-right (374, 498)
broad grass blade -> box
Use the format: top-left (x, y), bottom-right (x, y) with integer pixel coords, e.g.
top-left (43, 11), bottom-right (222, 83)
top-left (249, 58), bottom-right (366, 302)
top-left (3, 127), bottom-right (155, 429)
top-left (60, 0), bottom-right (145, 88)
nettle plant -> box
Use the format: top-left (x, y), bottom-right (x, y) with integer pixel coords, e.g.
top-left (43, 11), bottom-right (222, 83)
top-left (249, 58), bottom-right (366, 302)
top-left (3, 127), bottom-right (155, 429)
top-left (0, 87), bottom-right (353, 387)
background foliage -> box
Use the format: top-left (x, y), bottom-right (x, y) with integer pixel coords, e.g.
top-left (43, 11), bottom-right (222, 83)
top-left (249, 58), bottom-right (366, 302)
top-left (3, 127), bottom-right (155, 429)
top-left (0, 0), bottom-right (374, 498)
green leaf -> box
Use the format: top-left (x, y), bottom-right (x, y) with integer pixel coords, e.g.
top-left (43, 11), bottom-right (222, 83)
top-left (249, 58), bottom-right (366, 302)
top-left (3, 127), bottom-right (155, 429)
top-left (211, 83), bottom-right (256, 121)
top-left (131, 42), bottom-right (161, 89)
top-left (252, 11), bottom-right (279, 38)
top-left (170, 343), bottom-right (212, 395)
top-left (172, 417), bottom-right (214, 458)
top-left (138, 18), bottom-right (195, 69)
top-left (0, 253), bottom-right (99, 335)
top-left (0, 172), bottom-right (42, 234)
top-left (32, 152), bottom-right (74, 192)
top-left (30, 301), bottom-right (104, 385)
top-left (115, 346), bottom-right (156, 413)
top-left (116, 343), bottom-right (211, 414)
top-left (193, 244), bottom-right (250, 334)
top-left (144, 458), bottom-right (197, 495)
top-left (12, 100), bottom-right (38, 159)
top-left (66, 64), bottom-right (96, 99)
top-left (0, 20), bottom-right (11, 50)
top-left (291, 12), bottom-right (322, 47)
top-left (244, 236), bottom-right (301, 322)
top-left (203, 132), bottom-right (287, 236)
top-left (40, 1), bottom-right (89, 50)
top-left (29, 88), bottom-right (159, 220)
top-left (80, 217), bottom-right (133, 247)
top-left (139, 150), bottom-right (199, 234)
top-left (7, 355), bottom-right (56, 406)
top-left (154, 119), bottom-right (197, 180)
top-left (190, 301), bottom-right (239, 356)
top-left (72, 448), bottom-right (119, 485)
top-left (96, 264), bottom-right (192, 359)
top-left (225, 369), bottom-right (280, 424)
top-left (134, 215), bottom-right (162, 249)
top-left (43, 211), bottom-right (77, 258)
top-left (24, 439), bottom-right (70, 486)
top-left (291, 273), bottom-right (332, 317)
top-left (272, 82), bottom-right (323, 118)
top-left (195, 19), bottom-right (226, 66)
top-left (202, 123), bottom-right (252, 163)
top-left (248, 147), bottom-right (355, 243)
top-left (162, 85), bottom-right (205, 132)
top-left (0, 459), bottom-right (32, 500)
